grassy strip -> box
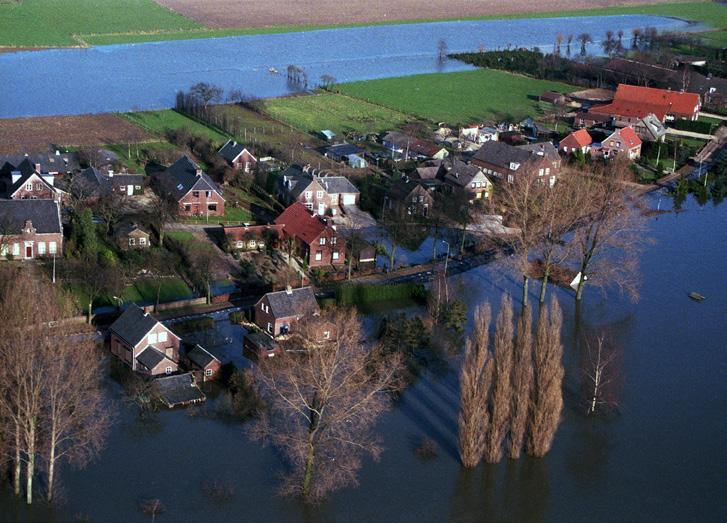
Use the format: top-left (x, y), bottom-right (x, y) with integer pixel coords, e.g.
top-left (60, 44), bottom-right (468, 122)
top-left (121, 110), bottom-right (229, 143)
top-left (0, 0), bottom-right (200, 47)
top-left (337, 69), bottom-right (577, 125)
top-left (264, 93), bottom-right (414, 135)
top-left (336, 282), bottom-right (427, 308)
top-left (77, 2), bottom-right (723, 46)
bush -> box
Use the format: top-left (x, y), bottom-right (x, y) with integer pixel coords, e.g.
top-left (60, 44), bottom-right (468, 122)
top-left (672, 119), bottom-right (714, 135)
top-left (228, 311), bottom-right (242, 324)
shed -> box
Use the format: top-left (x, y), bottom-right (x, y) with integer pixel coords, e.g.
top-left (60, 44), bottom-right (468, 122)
top-left (346, 153), bottom-right (368, 169)
top-left (320, 130), bottom-right (336, 141)
top-left (153, 373), bottom-right (206, 408)
top-left (243, 332), bottom-right (282, 360)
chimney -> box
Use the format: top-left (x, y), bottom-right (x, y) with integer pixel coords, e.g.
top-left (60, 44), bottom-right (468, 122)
top-left (286, 285), bottom-right (293, 295)
top-left (35, 163), bottom-right (42, 172)
top-left (55, 150), bottom-right (60, 156)
top-left (233, 141), bottom-right (237, 147)
top-left (196, 168), bottom-right (202, 177)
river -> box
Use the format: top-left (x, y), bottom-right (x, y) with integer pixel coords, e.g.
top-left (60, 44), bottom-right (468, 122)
top-left (0, 14), bottom-right (695, 118)
top-left (1, 190), bottom-right (725, 522)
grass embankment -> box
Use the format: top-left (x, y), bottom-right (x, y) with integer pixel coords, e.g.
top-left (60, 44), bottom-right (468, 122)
top-left (80, 2), bottom-right (725, 46)
top-left (264, 93), bottom-right (415, 135)
top-left (0, 0), bottom-right (200, 47)
top-left (121, 110), bottom-right (229, 143)
top-left (71, 277), bottom-right (193, 313)
top-left (337, 69), bottom-right (578, 125)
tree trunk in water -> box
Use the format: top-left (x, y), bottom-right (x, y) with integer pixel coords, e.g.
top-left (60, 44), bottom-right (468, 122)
top-left (47, 419), bottom-right (58, 503)
top-left (460, 225), bottom-right (466, 254)
top-left (206, 281), bottom-right (211, 305)
top-left (302, 435), bottom-right (316, 499)
top-left (13, 430), bottom-right (21, 496)
top-left (539, 268), bottom-right (551, 304)
top-left (522, 275), bottom-right (529, 309)
top-left (26, 421), bottom-right (35, 505)
top-left (576, 278), bottom-right (586, 301)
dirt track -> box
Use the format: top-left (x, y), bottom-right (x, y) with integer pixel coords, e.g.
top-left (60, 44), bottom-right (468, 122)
top-left (156, 0), bottom-right (681, 29)
top-left (0, 114), bottom-right (153, 154)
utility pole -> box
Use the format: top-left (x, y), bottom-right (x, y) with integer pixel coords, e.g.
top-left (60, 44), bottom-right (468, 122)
top-left (442, 240), bottom-right (450, 305)
top-left (52, 252), bottom-right (56, 284)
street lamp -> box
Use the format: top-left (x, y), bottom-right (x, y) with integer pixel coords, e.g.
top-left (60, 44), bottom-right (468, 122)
top-left (112, 295), bottom-right (124, 311)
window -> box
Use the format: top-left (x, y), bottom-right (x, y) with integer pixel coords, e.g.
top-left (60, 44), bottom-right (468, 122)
top-left (332, 252), bottom-right (339, 260)
top-left (331, 237), bottom-right (336, 245)
top-left (205, 191), bottom-right (211, 198)
top-left (304, 191), bottom-right (312, 200)
top-left (37, 242), bottom-right (46, 255)
top-left (148, 333), bottom-right (158, 344)
top-left (35, 183), bottom-right (42, 191)
top-left (184, 204), bottom-right (191, 212)
top-left (236, 241), bottom-right (243, 248)
top-left (266, 322), bottom-right (272, 333)
top-left (193, 191), bottom-right (199, 198)
top-left (139, 237), bottom-right (146, 245)
top-left (471, 182), bottom-right (476, 188)
top-left (49, 241), bottom-right (57, 254)
top-left (545, 168), bottom-right (550, 175)
top-left (129, 238), bottom-right (136, 246)
top-left (507, 175), bottom-right (514, 184)
top-left (158, 331), bottom-right (168, 343)
top-left (249, 240), bottom-right (256, 248)
top-left (208, 203), bottom-right (217, 211)
top-left (25, 183), bottom-right (32, 191)
top-left (305, 203), bottom-right (313, 210)
top-left (135, 185), bottom-right (141, 190)
top-left (12, 243), bottom-right (20, 256)
top-left (165, 366), bottom-right (172, 375)
top-left (319, 237), bottom-right (326, 245)
top-left (316, 191), bottom-right (324, 199)
top-left (323, 331), bottom-right (331, 340)
top-left (315, 251), bottom-right (322, 261)
top-left (538, 168), bottom-right (544, 177)
top-left (205, 368), bottom-right (213, 377)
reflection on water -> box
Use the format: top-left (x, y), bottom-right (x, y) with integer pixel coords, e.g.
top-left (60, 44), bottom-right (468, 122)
top-left (0, 14), bottom-right (694, 117)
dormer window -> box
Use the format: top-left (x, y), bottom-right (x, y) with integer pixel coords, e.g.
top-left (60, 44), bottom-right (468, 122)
top-left (509, 162), bottom-right (520, 170)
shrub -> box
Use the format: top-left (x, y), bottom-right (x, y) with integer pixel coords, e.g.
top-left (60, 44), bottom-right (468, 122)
top-left (229, 311), bottom-right (242, 324)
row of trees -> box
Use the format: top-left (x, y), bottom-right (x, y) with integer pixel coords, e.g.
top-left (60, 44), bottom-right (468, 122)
top-left (458, 296), bottom-right (564, 467)
top-left (0, 267), bottom-right (111, 504)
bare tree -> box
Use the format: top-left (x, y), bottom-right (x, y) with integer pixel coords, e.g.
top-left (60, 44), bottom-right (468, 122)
top-left (577, 33), bottom-right (593, 56)
top-left (189, 243), bottom-right (216, 304)
top-left (95, 190), bottom-right (127, 235)
top-left (507, 305), bottom-right (533, 459)
top-left (457, 304), bottom-right (493, 468)
top-left (566, 34), bottom-right (573, 56)
top-left (147, 192), bottom-right (178, 246)
top-left (250, 309), bottom-right (403, 502)
top-left (64, 256), bottom-right (123, 324)
top-left (139, 498), bottom-right (166, 523)
top-left (189, 82), bottom-right (223, 108)
top-left (554, 33), bottom-right (563, 55)
top-left (437, 39), bottom-right (448, 62)
top-left (483, 295), bottom-right (514, 463)
top-left (526, 297), bottom-right (564, 458)
top-left (582, 334), bottom-right (621, 416)
top-left (570, 170), bottom-right (645, 302)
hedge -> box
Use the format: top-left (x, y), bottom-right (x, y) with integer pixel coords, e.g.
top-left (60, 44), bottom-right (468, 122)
top-left (673, 119), bottom-right (715, 135)
top-left (336, 282), bottom-right (427, 308)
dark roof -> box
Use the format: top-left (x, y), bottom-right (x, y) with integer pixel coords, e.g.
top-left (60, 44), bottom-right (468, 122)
top-left (443, 159), bottom-right (486, 187)
top-left (259, 286), bottom-right (320, 319)
top-left (72, 167), bottom-right (111, 197)
top-left (110, 173), bottom-right (146, 186)
top-left (136, 346), bottom-right (168, 370)
top-left (0, 200), bottom-right (61, 234)
top-left (388, 178), bottom-right (429, 201)
top-left (316, 176), bottom-right (359, 195)
top-left (473, 141), bottom-right (532, 169)
top-left (153, 373), bottom-right (206, 407)
top-left (114, 221), bottom-right (150, 239)
top-left (109, 304), bottom-right (160, 348)
top-left (245, 332), bottom-right (279, 350)
top-left (0, 151), bottom-right (80, 175)
top-left (325, 143), bottom-right (362, 158)
top-left (185, 343), bottom-right (219, 369)
top-left (154, 156), bottom-right (224, 201)
top-left (517, 142), bottom-right (560, 163)
top-left (218, 140), bottom-right (252, 163)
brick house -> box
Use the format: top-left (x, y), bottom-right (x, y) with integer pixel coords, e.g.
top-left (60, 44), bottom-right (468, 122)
top-left (387, 178), bottom-right (436, 217)
top-left (601, 127), bottom-right (642, 160)
top-left (274, 203), bottom-right (345, 267)
top-left (279, 165), bottom-right (359, 216)
top-left (4, 169), bottom-right (64, 202)
top-left (254, 286), bottom-right (320, 336)
top-left (559, 129), bottom-right (594, 155)
top-left (71, 167), bottom-right (146, 200)
top-left (0, 200), bottom-right (63, 260)
top-left (589, 84), bottom-right (701, 123)
top-left (182, 342), bottom-right (221, 382)
top-left (223, 223), bottom-right (284, 251)
top-left (441, 159), bottom-right (493, 202)
top-left (109, 304), bottom-right (181, 376)
top-left (153, 156), bottom-right (225, 217)
top-left (473, 141), bottom-right (561, 187)
top-left (114, 222), bottom-right (151, 250)
top-left (219, 140), bottom-right (257, 173)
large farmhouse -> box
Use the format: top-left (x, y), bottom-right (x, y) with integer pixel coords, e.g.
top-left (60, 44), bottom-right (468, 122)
top-left (0, 200), bottom-right (63, 259)
top-left (153, 156), bottom-right (225, 217)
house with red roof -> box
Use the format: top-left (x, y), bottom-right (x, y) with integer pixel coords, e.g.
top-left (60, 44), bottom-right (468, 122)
top-left (274, 203), bottom-right (345, 267)
top-left (601, 127), bottom-right (642, 160)
top-left (589, 84), bottom-right (701, 124)
top-left (559, 129), bottom-right (594, 155)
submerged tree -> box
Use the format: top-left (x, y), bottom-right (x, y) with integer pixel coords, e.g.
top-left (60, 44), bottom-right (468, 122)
top-left (577, 33), bottom-right (593, 56)
top-left (250, 309), bottom-right (403, 503)
top-left (457, 304), bottom-right (493, 468)
top-left (507, 305), bottom-right (533, 459)
top-left (526, 297), bottom-right (564, 458)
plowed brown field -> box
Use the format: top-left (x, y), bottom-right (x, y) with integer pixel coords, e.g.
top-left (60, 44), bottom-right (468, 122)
top-left (0, 114), bottom-right (153, 154)
top-left (155, 0), bottom-right (676, 29)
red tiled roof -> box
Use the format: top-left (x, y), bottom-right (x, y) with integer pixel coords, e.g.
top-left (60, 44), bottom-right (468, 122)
top-left (274, 203), bottom-right (329, 244)
top-left (614, 126), bottom-right (642, 148)
top-left (559, 129), bottom-right (593, 150)
top-left (590, 84), bottom-right (700, 120)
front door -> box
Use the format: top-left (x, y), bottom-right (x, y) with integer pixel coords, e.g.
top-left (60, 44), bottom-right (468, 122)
top-left (25, 245), bottom-right (33, 259)
top-left (318, 203), bottom-right (325, 215)
top-left (127, 185), bottom-right (133, 196)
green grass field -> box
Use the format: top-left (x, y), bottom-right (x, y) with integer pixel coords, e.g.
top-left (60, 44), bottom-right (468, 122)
top-left (337, 69), bottom-right (577, 125)
top-left (78, 2), bottom-right (725, 46)
top-left (0, 0), bottom-right (200, 47)
top-left (264, 93), bottom-right (414, 135)
top-left (121, 110), bottom-right (229, 143)
top-left (122, 278), bottom-right (193, 304)
top-left (178, 207), bottom-right (252, 224)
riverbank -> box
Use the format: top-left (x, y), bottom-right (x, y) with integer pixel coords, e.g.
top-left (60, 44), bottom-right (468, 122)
top-left (0, 1), bottom-right (720, 49)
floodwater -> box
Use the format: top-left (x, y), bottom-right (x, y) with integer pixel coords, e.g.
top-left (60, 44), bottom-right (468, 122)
top-left (1, 191), bottom-right (725, 522)
top-left (0, 14), bottom-right (695, 118)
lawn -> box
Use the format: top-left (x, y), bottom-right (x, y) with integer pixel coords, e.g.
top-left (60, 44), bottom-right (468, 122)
top-left (0, 0), bottom-right (200, 47)
top-left (178, 206), bottom-right (252, 224)
top-left (122, 278), bottom-right (194, 304)
top-left (337, 69), bottom-right (578, 125)
top-left (166, 231), bottom-right (196, 243)
top-left (78, 2), bottom-right (726, 46)
top-left (263, 93), bottom-right (414, 135)
top-left (105, 141), bottom-right (182, 172)
top-left (121, 110), bottom-right (229, 144)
